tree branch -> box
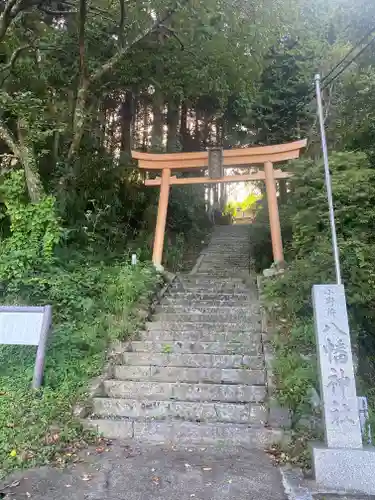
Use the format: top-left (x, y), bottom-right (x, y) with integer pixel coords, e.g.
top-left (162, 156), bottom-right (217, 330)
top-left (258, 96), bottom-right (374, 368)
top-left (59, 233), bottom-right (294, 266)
top-left (62, 0), bottom-right (116, 22)
top-left (0, 0), bottom-right (51, 42)
top-left (118, 0), bottom-right (125, 48)
top-left (158, 24), bottom-right (185, 50)
top-left (0, 118), bottom-right (21, 158)
top-left (78, 0), bottom-right (87, 85)
top-left (0, 0), bottom-right (19, 41)
top-left (67, 0), bottom-right (190, 159)
top-left (37, 4), bottom-right (77, 15)
top-left (0, 43), bottom-right (32, 75)
top-left (17, 117), bottom-right (45, 202)
top-left (91, 2), bottom-right (188, 84)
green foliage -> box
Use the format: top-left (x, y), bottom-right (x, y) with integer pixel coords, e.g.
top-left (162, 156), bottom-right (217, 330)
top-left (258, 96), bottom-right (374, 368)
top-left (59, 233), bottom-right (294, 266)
top-left (0, 256), bottom-right (158, 476)
top-left (254, 151), bottom-right (375, 431)
top-left (0, 170), bottom-right (61, 283)
top-left (273, 348), bottom-right (317, 426)
top-left (224, 193), bottom-right (261, 217)
top-left (250, 38), bottom-right (318, 144)
top-left (249, 202), bottom-right (273, 272)
top-left (2, 0), bottom-right (375, 473)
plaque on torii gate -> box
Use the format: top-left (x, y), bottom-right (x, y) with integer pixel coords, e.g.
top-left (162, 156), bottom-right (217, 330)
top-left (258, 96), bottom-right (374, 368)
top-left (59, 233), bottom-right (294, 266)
top-left (208, 148), bottom-right (224, 179)
top-left (131, 140), bottom-right (307, 268)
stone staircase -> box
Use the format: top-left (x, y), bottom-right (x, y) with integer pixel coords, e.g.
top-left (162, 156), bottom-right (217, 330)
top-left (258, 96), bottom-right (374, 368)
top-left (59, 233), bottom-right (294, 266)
top-left (87, 224), bottom-right (283, 447)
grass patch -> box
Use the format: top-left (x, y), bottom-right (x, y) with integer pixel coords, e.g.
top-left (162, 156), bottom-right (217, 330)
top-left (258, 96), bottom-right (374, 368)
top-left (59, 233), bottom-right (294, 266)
top-left (0, 255), bottom-right (159, 477)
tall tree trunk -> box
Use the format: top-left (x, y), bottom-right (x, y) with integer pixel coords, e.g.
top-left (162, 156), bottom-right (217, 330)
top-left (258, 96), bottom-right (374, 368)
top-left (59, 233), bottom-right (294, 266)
top-left (215, 117), bottom-right (223, 146)
top-left (17, 119), bottom-right (45, 202)
top-left (279, 180), bottom-right (287, 204)
top-left (132, 94), bottom-right (139, 149)
top-left (180, 100), bottom-right (189, 151)
top-left (166, 98), bottom-right (180, 152)
top-left (109, 112), bottom-right (116, 156)
top-left (97, 99), bottom-right (106, 151)
top-left (0, 118), bottom-right (45, 202)
top-left (142, 95), bottom-right (149, 151)
top-left (201, 114), bottom-right (210, 149)
top-left (194, 110), bottom-right (200, 150)
top-left (120, 90), bottom-right (134, 155)
top-left (151, 89), bottom-right (164, 152)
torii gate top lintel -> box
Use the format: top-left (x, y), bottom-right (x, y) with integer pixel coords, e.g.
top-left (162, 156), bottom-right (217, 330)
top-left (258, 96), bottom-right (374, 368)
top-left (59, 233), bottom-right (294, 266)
top-left (131, 139), bottom-right (307, 171)
top-left (132, 139), bottom-right (307, 268)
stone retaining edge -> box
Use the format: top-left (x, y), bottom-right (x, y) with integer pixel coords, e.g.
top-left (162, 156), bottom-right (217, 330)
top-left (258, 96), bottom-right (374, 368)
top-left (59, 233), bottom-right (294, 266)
top-left (256, 275), bottom-right (291, 428)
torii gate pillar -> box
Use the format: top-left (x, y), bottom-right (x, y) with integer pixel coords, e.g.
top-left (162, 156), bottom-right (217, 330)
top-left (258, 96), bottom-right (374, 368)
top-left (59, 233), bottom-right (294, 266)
top-left (264, 161), bottom-right (284, 263)
top-left (152, 168), bottom-right (171, 267)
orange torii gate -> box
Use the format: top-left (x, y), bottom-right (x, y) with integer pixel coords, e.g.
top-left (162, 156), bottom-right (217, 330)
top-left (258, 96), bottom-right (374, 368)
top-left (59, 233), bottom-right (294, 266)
top-left (132, 139), bottom-right (307, 268)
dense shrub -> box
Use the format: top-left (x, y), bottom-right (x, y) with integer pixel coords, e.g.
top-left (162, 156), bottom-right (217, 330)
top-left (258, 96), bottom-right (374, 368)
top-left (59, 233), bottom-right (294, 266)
top-left (254, 151), bottom-right (375, 428)
top-left (0, 168), bottom-right (207, 475)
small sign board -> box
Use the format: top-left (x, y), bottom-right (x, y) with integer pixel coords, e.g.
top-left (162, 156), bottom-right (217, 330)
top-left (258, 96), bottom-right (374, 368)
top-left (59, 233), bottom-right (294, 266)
top-left (208, 148), bottom-right (223, 179)
top-left (0, 305), bottom-right (52, 389)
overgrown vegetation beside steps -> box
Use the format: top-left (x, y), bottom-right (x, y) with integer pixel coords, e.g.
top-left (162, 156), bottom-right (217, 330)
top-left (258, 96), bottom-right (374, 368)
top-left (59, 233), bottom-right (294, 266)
top-left (0, 170), bottom-right (209, 478)
top-left (252, 151), bottom-right (375, 466)
top-left (0, 259), bottom-right (159, 478)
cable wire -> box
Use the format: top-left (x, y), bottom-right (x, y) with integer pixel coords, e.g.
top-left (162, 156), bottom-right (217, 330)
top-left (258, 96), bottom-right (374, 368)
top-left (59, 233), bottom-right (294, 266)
top-left (277, 24), bottom-right (375, 118)
top-left (319, 24), bottom-right (375, 86)
top-left (320, 32), bottom-right (375, 92)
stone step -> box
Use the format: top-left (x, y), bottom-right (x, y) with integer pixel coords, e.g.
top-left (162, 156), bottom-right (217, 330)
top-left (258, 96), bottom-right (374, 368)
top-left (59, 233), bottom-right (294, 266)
top-left (92, 398), bottom-right (267, 424)
top-left (197, 265), bottom-right (248, 269)
top-left (198, 257), bottom-right (249, 262)
top-left (86, 419), bottom-right (282, 448)
top-left (197, 269), bottom-right (249, 275)
top-left (197, 267), bottom-right (249, 272)
top-left (102, 380), bottom-right (266, 402)
top-left (198, 255), bottom-right (249, 260)
top-left (141, 329), bottom-right (261, 343)
top-left (113, 365), bottom-right (265, 385)
top-left (204, 245), bottom-right (248, 249)
top-left (170, 282), bottom-right (249, 293)
top-left (206, 237), bottom-right (248, 240)
top-left (198, 266), bottom-right (249, 272)
top-left (171, 285), bottom-right (250, 294)
top-left (167, 292), bottom-right (254, 301)
top-left (145, 321), bottom-right (261, 334)
top-left (124, 340), bottom-right (261, 355)
top-left (200, 249), bottom-right (249, 255)
top-left (206, 237), bottom-right (249, 240)
top-left (173, 279), bottom-right (249, 287)
top-left (155, 304), bottom-right (257, 314)
top-left (162, 298), bottom-right (253, 307)
top-left (191, 272), bottom-right (249, 278)
top-left (172, 278), bottom-right (249, 286)
top-left (197, 257), bottom-right (248, 261)
top-left (201, 254), bottom-right (248, 258)
top-left (203, 246), bottom-right (248, 251)
top-left (119, 352), bottom-right (263, 369)
top-left (153, 312), bottom-right (260, 323)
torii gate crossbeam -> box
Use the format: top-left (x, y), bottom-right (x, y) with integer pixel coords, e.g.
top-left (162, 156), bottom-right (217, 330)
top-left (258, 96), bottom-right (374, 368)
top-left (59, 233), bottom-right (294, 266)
top-left (132, 139), bottom-right (307, 268)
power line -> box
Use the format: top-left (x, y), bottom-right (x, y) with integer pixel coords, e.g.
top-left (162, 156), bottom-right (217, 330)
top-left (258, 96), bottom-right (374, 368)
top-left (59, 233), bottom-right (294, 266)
top-left (295, 29), bottom-right (375, 114)
top-left (320, 32), bottom-right (375, 92)
top-left (279, 24), bottom-right (375, 118)
top-left (320, 24), bottom-right (375, 86)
